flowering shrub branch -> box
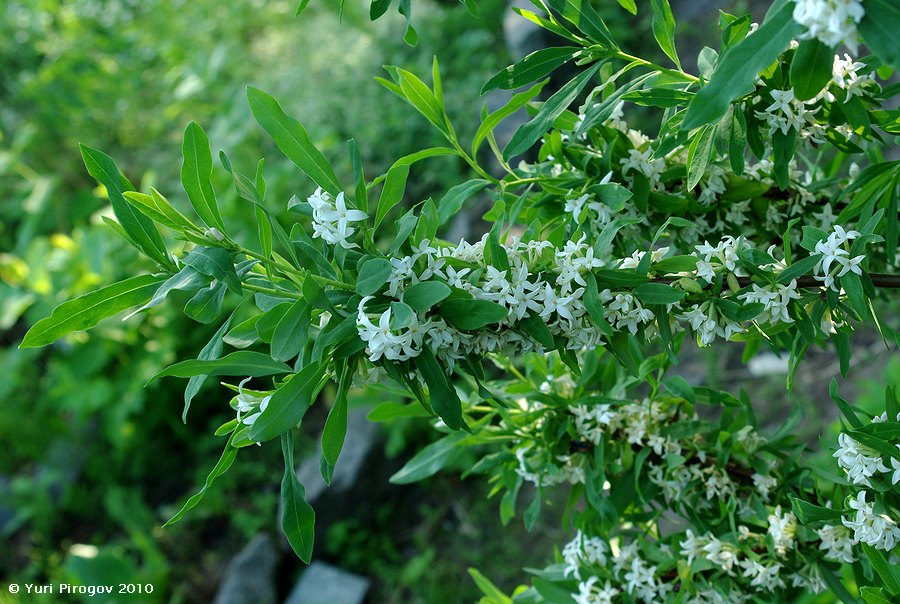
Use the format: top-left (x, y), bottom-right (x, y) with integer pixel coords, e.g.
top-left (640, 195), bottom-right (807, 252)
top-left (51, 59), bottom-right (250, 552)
top-left (18, 0), bottom-right (900, 599)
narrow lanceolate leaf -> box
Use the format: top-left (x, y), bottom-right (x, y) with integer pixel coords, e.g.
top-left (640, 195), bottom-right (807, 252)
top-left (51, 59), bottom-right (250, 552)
top-left (397, 69), bottom-right (445, 133)
top-left (20, 275), bottom-right (166, 348)
top-left (321, 363), bottom-right (351, 466)
top-left (650, 0), bottom-right (681, 70)
top-left (280, 432), bottom-right (316, 563)
top-left (250, 363), bottom-right (324, 442)
top-left (790, 38), bottom-right (834, 101)
top-left (389, 431), bottom-right (467, 484)
top-left (686, 125), bottom-right (715, 189)
top-left (546, 0), bottom-right (617, 48)
top-left (183, 313), bottom-right (234, 422)
top-left (374, 164), bottom-right (410, 228)
top-left (682, 1), bottom-right (802, 129)
top-left (164, 434), bottom-right (238, 526)
top-left (472, 81), bottom-right (547, 156)
top-left (80, 145), bottom-right (172, 268)
top-left (247, 86), bottom-right (342, 196)
top-left (415, 348), bottom-right (464, 431)
top-left (152, 351), bottom-right (291, 381)
top-left (181, 122), bottom-right (226, 232)
top-left (633, 282), bottom-right (686, 305)
top-left (481, 46), bottom-right (580, 93)
top-left (503, 62), bottom-right (602, 160)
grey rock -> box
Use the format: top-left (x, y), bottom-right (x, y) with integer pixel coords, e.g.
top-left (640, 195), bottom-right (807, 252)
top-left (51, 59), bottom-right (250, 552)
top-left (295, 406), bottom-right (380, 503)
top-left (213, 533), bottom-right (279, 604)
top-left (285, 561), bottom-right (369, 604)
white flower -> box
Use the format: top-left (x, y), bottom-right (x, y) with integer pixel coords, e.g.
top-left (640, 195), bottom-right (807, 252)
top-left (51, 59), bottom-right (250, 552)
top-left (793, 0), bottom-right (864, 53)
top-left (307, 187), bottom-right (367, 249)
top-left (752, 473), bottom-right (778, 500)
top-left (620, 148), bottom-right (665, 189)
top-left (573, 577), bottom-right (619, 604)
top-left (235, 377), bottom-right (271, 428)
top-left (816, 524), bottom-right (856, 563)
top-left (767, 505), bottom-right (797, 556)
top-left (833, 432), bottom-right (889, 486)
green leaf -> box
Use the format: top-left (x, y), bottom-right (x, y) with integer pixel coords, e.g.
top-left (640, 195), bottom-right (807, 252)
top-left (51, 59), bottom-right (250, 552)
top-left (859, 0), bottom-right (900, 71)
top-left (650, 0), bottom-right (681, 69)
top-left (181, 122), bottom-right (226, 232)
top-left (164, 434), bottom-right (238, 526)
top-left (840, 271), bottom-right (868, 319)
top-left (787, 494), bottom-right (845, 524)
top-left (20, 275), bottom-right (166, 348)
top-left (546, 0), bottom-right (617, 48)
top-left (440, 298), bottom-right (508, 330)
top-left (397, 68), bottom-right (445, 132)
top-left (481, 47), bottom-right (579, 93)
top-left (616, 0), bottom-right (637, 15)
top-left (122, 190), bottom-right (197, 232)
top-left (247, 87), bottom-right (342, 196)
top-left (800, 226), bottom-right (829, 251)
top-left (777, 253), bottom-right (821, 284)
top-left (182, 247), bottom-right (242, 295)
top-left (862, 544), bottom-right (900, 595)
top-left (374, 164), bottom-right (410, 228)
top-left (280, 432), bottom-right (316, 563)
top-left (183, 282), bottom-right (226, 323)
top-left (467, 568), bottom-right (512, 604)
top-left (633, 282), bottom-right (686, 305)
top-left (790, 38), bottom-right (835, 101)
top-left (255, 206), bottom-right (273, 258)
top-left (356, 256), bottom-right (393, 296)
top-left (437, 179), bottom-right (490, 225)
top-left (682, 2), bottom-right (802, 129)
top-left (348, 139), bottom-right (367, 213)
top-left (403, 281), bottom-right (451, 312)
top-left (414, 348), bottom-right (465, 430)
top-left (686, 125), bottom-right (715, 190)
top-left (861, 587), bottom-right (892, 604)
top-left (152, 351), bottom-right (291, 381)
top-left (389, 431), bottom-right (467, 484)
top-left (652, 255), bottom-right (698, 273)
top-left (584, 274), bottom-right (613, 337)
top-left (250, 363), bottom-right (324, 442)
top-left (271, 299), bottom-right (311, 362)
top-left (473, 80), bottom-right (547, 156)
top-left (503, 62), bottom-right (602, 160)
top-left (80, 145), bottom-right (172, 268)
top-left (829, 377), bottom-right (863, 429)
top-left (183, 314), bottom-right (234, 422)
top-left (518, 312), bottom-right (556, 349)
top-left (622, 88), bottom-right (693, 108)
top-left (322, 363), bottom-right (351, 466)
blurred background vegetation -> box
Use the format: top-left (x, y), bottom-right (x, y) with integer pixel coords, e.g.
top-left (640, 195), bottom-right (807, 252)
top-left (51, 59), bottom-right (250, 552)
top-left (1, 0), bottom-right (896, 602)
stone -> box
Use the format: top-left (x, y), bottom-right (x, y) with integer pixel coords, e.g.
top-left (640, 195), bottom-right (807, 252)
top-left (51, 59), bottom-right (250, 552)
top-left (284, 561), bottom-right (370, 604)
top-left (213, 533), bottom-right (279, 604)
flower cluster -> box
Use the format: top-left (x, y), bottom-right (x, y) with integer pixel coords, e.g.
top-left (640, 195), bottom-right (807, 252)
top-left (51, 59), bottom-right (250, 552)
top-left (813, 224), bottom-right (864, 290)
top-left (307, 187), bottom-right (367, 249)
top-left (793, 0), bottom-right (864, 52)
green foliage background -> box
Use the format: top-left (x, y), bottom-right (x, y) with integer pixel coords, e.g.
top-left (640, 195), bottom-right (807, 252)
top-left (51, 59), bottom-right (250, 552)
top-left (0, 1), bottom-right (517, 601)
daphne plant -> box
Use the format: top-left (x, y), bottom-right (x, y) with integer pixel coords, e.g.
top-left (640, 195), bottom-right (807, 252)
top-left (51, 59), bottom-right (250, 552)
top-left (20, 0), bottom-right (899, 600)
